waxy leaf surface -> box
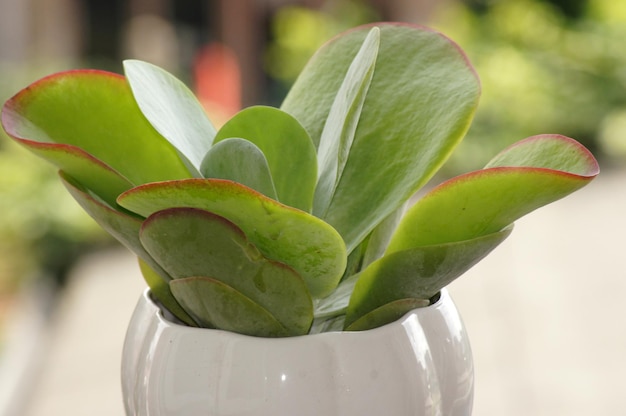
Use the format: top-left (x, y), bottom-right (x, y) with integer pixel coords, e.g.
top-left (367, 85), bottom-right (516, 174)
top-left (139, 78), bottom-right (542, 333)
top-left (313, 273), bottom-right (359, 320)
top-left (59, 171), bottom-right (160, 271)
top-left (387, 135), bottom-right (599, 250)
top-left (485, 134), bottom-right (599, 174)
top-left (59, 172), bottom-right (197, 326)
top-left (213, 106), bottom-right (317, 212)
top-left (345, 228), bottom-right (511, 328)
top-left (1, 70), bottom-right (191, 206)
top-left (124, 60), bottom-right (216, 174)
top-left (282, 23), bottom-right (481, 251)
top-left (118, 179), bottom-right (347, 298)
top-left (170, 277), bottom-right (290, 337)
top-left (200, 138), bottom-right (277, 199)
top-left (137, 259), bottom-right (198, 327)
top-left (140, 208), bottom-right (312, 336)
top-left (314, 27), bottom-right (379, 217)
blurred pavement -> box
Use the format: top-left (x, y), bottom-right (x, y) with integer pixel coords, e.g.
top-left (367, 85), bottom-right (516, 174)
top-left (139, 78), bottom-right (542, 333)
top-left (4, 167), bottom-right (625, 416)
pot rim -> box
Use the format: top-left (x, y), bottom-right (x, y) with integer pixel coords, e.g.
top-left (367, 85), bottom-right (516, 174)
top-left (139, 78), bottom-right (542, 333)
top-left (142, 288), bottom-right (448, 340)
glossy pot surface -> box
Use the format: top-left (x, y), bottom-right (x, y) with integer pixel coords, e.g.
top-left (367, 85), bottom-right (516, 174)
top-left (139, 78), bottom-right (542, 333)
top-left (122, 289), bottom-right (473, 416)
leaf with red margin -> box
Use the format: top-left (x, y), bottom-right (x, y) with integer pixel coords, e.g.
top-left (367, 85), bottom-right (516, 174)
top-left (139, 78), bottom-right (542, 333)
top-left (118, 179), bottom-right (347, 298)
top-left (344, 135), bottom-right (598, 330)
top-left (140, 208), bottom-right (313, 336)
top-left (386, 135), bottom-right (599, 251)
top-left (1, 70), bottom-right (192, 206)
top-left (59, 171), bottom-right (196, 326)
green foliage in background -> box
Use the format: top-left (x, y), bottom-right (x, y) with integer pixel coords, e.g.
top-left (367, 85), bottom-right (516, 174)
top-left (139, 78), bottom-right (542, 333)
top-left (431, 0), bottom-right (626, 171)
top-left (265, 0), bottom-right (378, 86)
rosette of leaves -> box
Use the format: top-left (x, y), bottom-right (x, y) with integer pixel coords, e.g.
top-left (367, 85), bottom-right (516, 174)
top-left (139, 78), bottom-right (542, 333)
top-left (1, 24), bottom-right (598, 337)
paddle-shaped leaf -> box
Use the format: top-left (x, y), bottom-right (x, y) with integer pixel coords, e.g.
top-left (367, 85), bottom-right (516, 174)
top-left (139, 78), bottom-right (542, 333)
top-left (200, 138), bottom-right (277, 199)
top-left (59, 171), bottom-right (165, 274)
top-left (140, 208), bottom-right (313, 336)
top-left (124, 60), bottom-right (216, 175)
top-left (1, 70), bottom-right (192, 206)
top-left (345, 228), bottom-right (512, 329)
top-left (137, 259), bottom-right (198, 327)
top-left (281, 23), bottom-right (481, 252)
top-left (213, 106), bottom-right (317, 211)
top-left (118, 179), bottom-right (347, 298)
top-left (485, 134), bottom-right (599, 172)
top-left (59, 171), bottom-right (198, 326)
top-left (314, 27), bottom-right (379, 217)
top-left (386, 135), bottom-right (599, 251)
top-left (170, 277), bottom-right (290, 337)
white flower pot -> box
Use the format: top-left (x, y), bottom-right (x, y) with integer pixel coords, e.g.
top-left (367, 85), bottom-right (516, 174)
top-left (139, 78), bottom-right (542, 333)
top-left (121, 289), bottom-right (473, 415)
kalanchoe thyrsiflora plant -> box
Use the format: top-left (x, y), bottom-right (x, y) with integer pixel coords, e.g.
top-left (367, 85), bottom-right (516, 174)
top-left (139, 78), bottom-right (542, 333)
top-left (1, 24), bottom-right (598, 337)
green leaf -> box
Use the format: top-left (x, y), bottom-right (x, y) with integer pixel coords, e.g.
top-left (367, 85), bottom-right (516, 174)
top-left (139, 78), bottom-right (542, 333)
top-left (345, 228), bottom-right (512, 328)
top-left (200, 138), bottom-right (277, 200)
top-left (485, 134), bottom-right (600, 175)
top-left (213, 106), bottom-right (317, 212)
top-left (59, 171), bottom-right (162, 272)
top-left (60, 171), bottom-right (199, 326)
top-left (314, 27), bottom-right (379, 217)
top-left (170, 277), bottom-right (290, 337)
top-left (124, 60), bottom-right (216, 175)
top-left (386, 135), bottom-right (599, 250)
top-left (360, 202), bottom-right (407, 268)
top-left (344, 299), bottom-right (430, 332)
top-left (309, 314), bottom-right (346, 334)
top-left (140, 208), bottom-right (313, 335)
top-left (118, 179), bottom-right (347, 298)
top-left (20, 144), bottom-right (131, 208)
top-left (281, 23), bottom-right (481, 252)
top-left (1, 70), bottom-right (192, 206)
top-left (137, 258), bottom-right (198, 327)
top-left (313, 273), bottom-right (359, 320)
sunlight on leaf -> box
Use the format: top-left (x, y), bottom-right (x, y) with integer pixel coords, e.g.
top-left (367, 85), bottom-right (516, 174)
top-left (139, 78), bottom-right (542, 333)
top-left (282, 23), bottom-right (481, 252)
top-left (386, 135), bottom-right (599, 250)
top-left (2, 70), bottom-right (191, 206)
top-left (118, 179), bottom-right (347, 298)
top-left (313, 26), bottom-right (379, 217)
top-left (124, 60), bottom-right (217, 175)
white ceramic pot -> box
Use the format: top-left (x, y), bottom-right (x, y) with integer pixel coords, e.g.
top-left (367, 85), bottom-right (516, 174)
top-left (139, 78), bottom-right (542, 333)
top-left (121, 289), bottom-right (473, 416)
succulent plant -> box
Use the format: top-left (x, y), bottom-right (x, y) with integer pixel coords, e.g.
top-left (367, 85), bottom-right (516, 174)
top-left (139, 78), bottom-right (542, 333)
top-left (1, 23), bottom-right (598, 337)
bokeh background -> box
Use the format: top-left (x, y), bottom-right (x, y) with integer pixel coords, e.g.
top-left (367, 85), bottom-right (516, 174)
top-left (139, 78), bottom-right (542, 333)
top-left (0, 0), bottom-right (624, 415)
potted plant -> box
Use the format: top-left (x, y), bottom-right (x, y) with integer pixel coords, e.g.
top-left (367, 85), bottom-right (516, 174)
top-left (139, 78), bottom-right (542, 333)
top-left (1, 23), bottom-right (598, 415)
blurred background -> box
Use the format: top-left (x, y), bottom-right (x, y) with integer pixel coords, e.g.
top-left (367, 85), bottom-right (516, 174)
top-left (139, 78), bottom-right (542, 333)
top-left (0, 0), bottom-right (624, 415)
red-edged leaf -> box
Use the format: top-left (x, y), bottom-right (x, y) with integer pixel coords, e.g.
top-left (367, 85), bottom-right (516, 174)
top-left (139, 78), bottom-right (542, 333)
top-left (387, 135), bottom-right (599, 250)
top-left (1, 70), bottom-right (192, 206)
